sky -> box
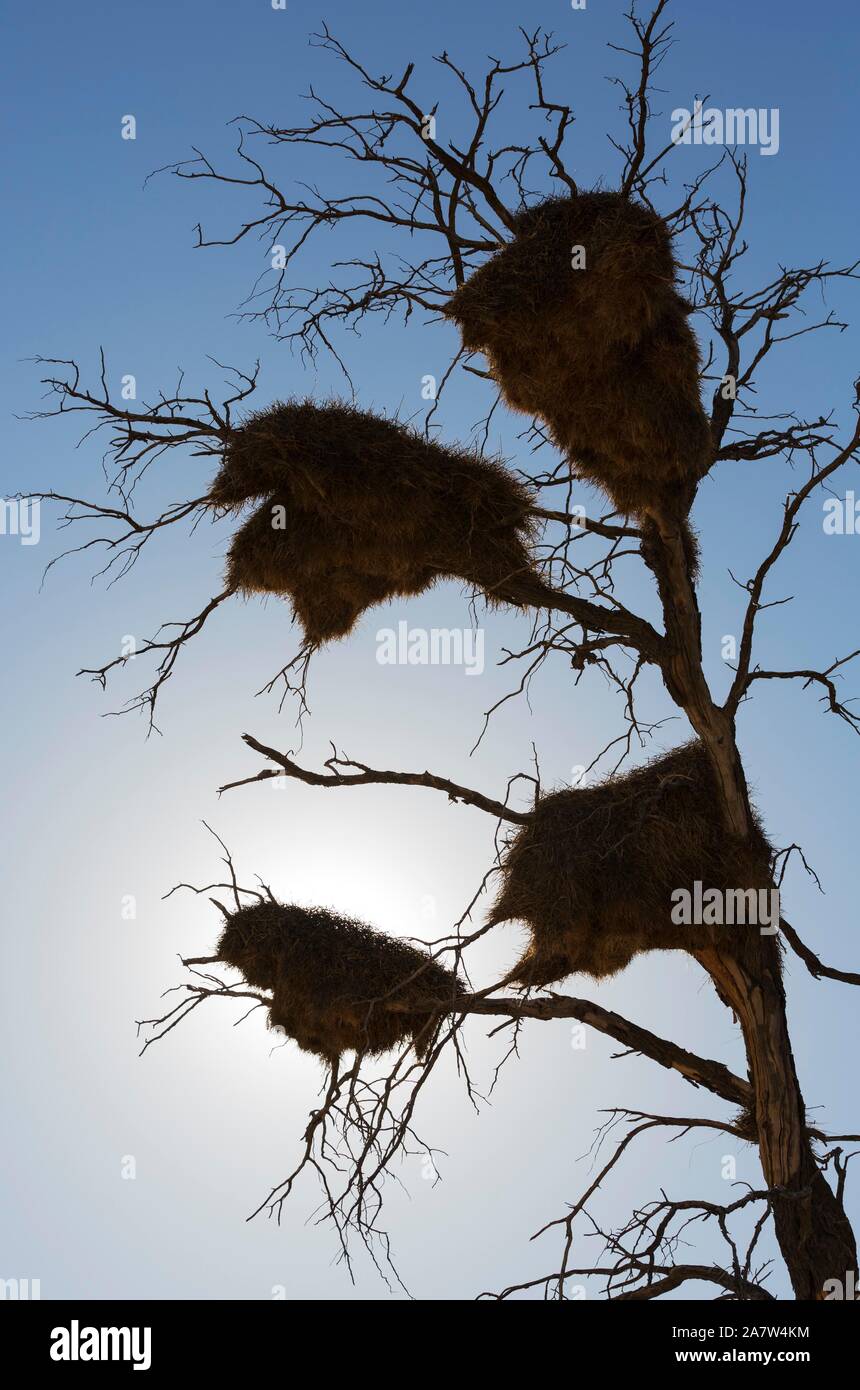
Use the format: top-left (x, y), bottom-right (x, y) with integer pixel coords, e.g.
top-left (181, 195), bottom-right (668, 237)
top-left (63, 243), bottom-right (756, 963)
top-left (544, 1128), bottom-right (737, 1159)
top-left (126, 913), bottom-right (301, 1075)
top-left (2, 0), bottom-right (859, 1301)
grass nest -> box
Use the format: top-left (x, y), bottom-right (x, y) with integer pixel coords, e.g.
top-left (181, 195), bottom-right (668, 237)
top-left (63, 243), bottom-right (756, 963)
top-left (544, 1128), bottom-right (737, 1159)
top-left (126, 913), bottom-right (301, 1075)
top-left (213, 400), bottom-right (541, 643)
top-left (216, 900), bottom-right (462, 1062)
top-left (490, 741), bottom-right (774, 987)
top-left (445, 191), bottom-right (712, 519)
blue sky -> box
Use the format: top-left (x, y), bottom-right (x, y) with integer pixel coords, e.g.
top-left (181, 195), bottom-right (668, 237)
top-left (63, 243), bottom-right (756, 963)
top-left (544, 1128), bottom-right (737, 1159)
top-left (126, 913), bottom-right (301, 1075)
top-left (2, 0), bottom-right (859, 1300)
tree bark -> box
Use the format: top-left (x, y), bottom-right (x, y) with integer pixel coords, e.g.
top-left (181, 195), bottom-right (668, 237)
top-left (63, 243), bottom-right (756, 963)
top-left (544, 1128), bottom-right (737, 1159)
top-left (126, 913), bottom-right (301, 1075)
top-left (695, 943), bottom-right (857, 1299)
top-left (645, 505), bottom-right (858, 1298)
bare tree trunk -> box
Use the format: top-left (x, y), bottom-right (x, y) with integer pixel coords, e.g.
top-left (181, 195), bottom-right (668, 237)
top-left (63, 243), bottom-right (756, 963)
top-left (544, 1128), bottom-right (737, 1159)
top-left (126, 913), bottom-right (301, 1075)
top-left (695, 943), bottom-right (857, 1299)
top-left (647, 508), bottom-right (858, 1298)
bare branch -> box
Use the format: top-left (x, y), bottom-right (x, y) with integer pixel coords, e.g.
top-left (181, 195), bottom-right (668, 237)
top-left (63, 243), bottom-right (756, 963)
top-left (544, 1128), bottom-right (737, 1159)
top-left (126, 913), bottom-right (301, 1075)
top-left (221, 733), bottom-right (535, 824)
top-left (726, 409), bottom-right (860, 714)
top-left (778, 918), bottom-right (860, 989)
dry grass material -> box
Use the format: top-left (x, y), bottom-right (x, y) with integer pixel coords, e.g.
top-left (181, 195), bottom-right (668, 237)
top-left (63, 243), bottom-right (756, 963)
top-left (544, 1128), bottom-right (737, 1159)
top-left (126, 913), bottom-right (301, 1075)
top-left (216, 900), bottom-right (462, 1062)
top-left (224, 498), bottom-right (429, 642)
top-left (490, 741), bottom-right (773, 987)
top-left (218, 401), bottom-right (539, 643)
top-left (444, 192), bottom-right (711, 518)
top-left (210, 398), bottom-right (534, 528)
top-left (733, 1102), bottom-right (760, 1143)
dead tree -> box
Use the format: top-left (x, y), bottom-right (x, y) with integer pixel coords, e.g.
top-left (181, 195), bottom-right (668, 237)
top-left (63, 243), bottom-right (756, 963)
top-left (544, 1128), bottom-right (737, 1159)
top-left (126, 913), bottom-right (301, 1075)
top-left (29, 2), bottom-right (860, 1298)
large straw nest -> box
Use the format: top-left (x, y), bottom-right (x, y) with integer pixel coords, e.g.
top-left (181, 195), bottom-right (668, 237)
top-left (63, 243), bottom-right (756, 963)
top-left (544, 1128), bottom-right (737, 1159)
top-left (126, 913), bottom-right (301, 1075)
top-left (210, 398), bottom-right (534, 529)
top-left (445, 192), bottom-right (712, 519)
top-left (224, 498), bottom-right (433, 643)
top-left (490, 741), bottom-right (773, 987)
top-left (216, 900), bottom-right (462, 1062)
top-left (213, 401), bottom-right (541, 643)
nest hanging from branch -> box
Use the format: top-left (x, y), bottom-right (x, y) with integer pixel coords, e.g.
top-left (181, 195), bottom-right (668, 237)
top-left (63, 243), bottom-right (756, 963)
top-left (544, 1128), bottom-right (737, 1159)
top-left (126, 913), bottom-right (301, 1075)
top-left (444, 192), bottom-right (712, 520)
top-left (216, 900), bottom-right (462, 1062)
top-left (490, 741), bottom-right (774, 987)
top-left (224, 498), bottom-right (433, 643)
top-left (215, 400), bottom-right (541, 643)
